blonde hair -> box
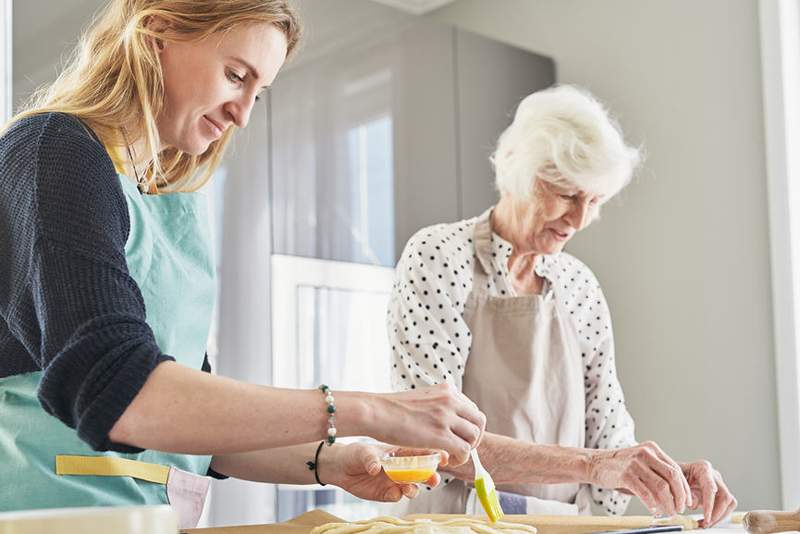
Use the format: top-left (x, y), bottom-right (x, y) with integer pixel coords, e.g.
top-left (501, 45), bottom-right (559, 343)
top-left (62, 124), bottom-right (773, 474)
top-left (9, 0), bottom-right (301, 193)
top-left (492, 85), bottom-right (641, 201)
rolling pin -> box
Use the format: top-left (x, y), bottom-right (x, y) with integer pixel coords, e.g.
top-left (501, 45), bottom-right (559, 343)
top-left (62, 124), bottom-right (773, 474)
top-left (744, 509), bottom-right (800, 534)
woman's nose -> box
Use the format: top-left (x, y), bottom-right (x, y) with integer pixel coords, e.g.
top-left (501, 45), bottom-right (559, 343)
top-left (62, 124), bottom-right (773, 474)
top-left (224, 97), bottom-right (256, 129)
top-left (566, 200), bottom-right (590, 230)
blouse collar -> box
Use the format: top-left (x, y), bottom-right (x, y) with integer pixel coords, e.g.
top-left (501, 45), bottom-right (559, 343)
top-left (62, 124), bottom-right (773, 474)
top-left (489, 230), bottom-right (558, 284)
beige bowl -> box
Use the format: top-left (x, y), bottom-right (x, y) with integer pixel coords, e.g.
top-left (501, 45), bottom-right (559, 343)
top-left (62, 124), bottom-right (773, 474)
top-left (0, 505), bottom-right (178, 534)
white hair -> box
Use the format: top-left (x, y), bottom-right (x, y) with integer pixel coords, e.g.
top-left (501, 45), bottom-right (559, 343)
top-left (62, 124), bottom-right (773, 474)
top-left (492, 85), bottom-right (641, 200)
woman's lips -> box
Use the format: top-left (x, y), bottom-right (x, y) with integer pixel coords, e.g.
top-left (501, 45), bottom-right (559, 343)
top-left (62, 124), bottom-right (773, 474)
top-left (549, 228), bottom-right (570, 241)
top-left (203, 115), bottom-right (224, 138)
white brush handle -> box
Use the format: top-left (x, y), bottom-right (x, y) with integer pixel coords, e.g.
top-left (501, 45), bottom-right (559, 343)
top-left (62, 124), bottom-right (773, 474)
top-left (470, 448), bottom-right (484, 475)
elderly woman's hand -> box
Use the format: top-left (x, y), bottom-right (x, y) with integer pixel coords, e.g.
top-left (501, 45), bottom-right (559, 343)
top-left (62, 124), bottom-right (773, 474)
top-left (318, 443), bottom-right (443, 502)
top-left (681, 460), bottom-right (737, 528)
top-left (587, 441), bottom-right (692, 517)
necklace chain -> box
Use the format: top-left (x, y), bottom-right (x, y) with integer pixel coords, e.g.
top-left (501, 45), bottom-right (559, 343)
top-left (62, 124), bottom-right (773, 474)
top-left (121, 128), bottom-right (148, 195)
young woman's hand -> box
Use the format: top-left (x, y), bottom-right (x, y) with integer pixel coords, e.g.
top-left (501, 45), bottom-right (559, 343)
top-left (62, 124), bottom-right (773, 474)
top-left (370, 384), bottom-right (486, 466)
top-left (319, 443), bottom-right (446, 502)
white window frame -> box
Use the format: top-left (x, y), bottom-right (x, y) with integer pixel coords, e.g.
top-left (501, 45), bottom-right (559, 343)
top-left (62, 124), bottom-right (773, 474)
top-left (270, 254), bottom-right (395, 390)
top-left (0, 0), bottom-right (11, 122)
top-left (760, 0), bottom-right (800, 509)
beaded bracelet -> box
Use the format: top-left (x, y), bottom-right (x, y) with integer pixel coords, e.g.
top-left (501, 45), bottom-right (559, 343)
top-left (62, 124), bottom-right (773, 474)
top-left (319, 384), bottom-right (336, 445)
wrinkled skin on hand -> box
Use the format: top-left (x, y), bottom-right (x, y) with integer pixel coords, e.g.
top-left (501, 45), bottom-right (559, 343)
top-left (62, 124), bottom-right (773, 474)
top-left (589, 442), bottom-right (736, 528)
top-left (589, 441), bottom-right (691, 517)
top-left (681, 460), bottom-right (737, 528)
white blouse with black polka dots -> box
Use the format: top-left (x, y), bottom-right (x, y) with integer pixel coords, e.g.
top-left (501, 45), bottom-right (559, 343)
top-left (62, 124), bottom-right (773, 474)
top-left (387, 214), bottom-right (637, 516)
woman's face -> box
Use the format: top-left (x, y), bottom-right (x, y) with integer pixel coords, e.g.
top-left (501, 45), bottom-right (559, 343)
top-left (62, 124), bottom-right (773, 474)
top-left (157, 22), bottom-right (288, 155)
top-left (518, 180), bottom-right (603, 255)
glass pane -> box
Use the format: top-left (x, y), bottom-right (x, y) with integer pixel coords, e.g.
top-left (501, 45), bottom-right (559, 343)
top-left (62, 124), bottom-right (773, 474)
top-left (296, 285), bottom-right (392, 392)
top-left (346, 115), bottom-right (395, 266)
top-left (271, 47), bottom-right (397, 267)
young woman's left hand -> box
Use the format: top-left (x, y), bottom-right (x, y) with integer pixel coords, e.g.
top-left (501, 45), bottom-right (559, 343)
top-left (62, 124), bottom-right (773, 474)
top-left (319, 443), bottom-right (445, 502)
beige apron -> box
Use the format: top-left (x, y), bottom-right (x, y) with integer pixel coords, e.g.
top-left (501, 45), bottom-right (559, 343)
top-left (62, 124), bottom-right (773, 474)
top-left (403, 209), bottom-right (591, 516)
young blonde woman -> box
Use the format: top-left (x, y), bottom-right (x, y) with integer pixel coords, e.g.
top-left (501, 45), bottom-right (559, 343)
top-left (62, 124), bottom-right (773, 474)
top-left (0, 1), bottom-right (485, 528)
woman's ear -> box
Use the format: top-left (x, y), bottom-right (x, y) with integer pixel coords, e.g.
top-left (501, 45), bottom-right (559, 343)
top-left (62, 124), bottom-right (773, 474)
top-left (143, 15), bottom-right (168, 53)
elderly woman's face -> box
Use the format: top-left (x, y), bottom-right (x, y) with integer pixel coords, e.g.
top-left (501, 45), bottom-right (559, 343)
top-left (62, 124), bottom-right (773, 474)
top-left (156, 22), bottom-right (288, 155)
top-left (522, 180), bottom-right (602, 255)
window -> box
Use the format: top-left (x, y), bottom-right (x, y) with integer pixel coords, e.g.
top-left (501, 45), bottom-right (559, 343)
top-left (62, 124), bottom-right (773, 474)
top-left (271, 254), bottom-right (395, 521)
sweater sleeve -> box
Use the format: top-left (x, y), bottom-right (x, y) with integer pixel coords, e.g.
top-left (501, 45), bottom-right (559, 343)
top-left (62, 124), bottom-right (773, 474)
top-left (2, 113), bottom-right (173, 453)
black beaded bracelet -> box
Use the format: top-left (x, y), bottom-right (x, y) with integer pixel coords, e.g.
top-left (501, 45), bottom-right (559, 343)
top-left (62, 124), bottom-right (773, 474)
top-left (305, 441), bottom-right (327, 486)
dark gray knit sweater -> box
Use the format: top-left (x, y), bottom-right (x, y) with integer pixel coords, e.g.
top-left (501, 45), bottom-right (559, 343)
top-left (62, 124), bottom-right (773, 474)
top-left (0, 112), bottom-right (212, 454)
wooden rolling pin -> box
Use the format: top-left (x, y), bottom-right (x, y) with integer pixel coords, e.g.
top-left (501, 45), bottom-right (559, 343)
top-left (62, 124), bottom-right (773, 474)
top-left (406, 514), bottom-right (697, 534)
top-left (744, 509), bottom-right (800, 534)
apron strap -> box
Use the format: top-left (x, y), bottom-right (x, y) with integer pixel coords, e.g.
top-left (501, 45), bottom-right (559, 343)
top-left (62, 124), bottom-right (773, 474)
top-left (472, 208), bottom-right (495, 282)
top-left (55, 455), bottom-right (170, 485)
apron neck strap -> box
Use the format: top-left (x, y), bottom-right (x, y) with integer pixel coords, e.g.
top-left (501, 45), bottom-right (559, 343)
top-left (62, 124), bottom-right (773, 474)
top-left (473, 208), bottom-right (495, 279)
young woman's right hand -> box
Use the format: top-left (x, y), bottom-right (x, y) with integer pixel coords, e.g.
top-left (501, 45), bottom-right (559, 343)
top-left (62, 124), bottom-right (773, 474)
top-left (369, 383), bottom-right (486, 466)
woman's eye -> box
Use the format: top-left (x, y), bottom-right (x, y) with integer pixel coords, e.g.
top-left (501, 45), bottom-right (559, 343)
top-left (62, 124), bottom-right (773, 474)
top-left (560, 194), bottom-right (575, 200)
top-left (226, 70), bottom-right (245, 84)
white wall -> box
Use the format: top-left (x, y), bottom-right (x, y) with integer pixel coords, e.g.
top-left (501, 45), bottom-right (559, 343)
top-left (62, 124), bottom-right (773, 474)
top-left (431, 0), bottom-right (780, 511)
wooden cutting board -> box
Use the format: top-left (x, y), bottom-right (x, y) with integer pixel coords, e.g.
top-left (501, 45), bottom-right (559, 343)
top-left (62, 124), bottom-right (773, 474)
top-left (406, 513), bottom-right (698, 534)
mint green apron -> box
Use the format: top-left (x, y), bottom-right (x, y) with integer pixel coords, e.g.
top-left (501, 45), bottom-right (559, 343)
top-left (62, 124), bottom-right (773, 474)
top-left (0, 175), bottom-right (216, 527)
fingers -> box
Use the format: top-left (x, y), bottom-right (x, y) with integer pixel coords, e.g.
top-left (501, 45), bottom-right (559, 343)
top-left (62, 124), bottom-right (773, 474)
top-left (633, 462), bottom-right (677, 516)
top-left (450, 416), bottom-right (482, 450)
top-left (383, 486), bottom-right (403, 502)
top-left (400, 484), bottom-right (419, 499)
top-left (643, 442), bottom-right (691, 512)
top-left (694, 462), bottom-right (719, 526)
top-left (705, 472), bottom-right (736, 527)
top-left (627, 475), bottom-right (661, 516)
top-left (453, 390), bottom-right (486, 446)
top-left (425, 472), bottom-right (442, 487)
top-left (358, 446), bottom-right (383, 476)
top-left (445, 438), bottom-right (471, 467)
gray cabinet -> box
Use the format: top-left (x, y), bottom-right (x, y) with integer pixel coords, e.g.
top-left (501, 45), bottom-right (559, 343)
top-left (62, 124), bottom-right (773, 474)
top-left (269, 19), bottom-right (554, 266)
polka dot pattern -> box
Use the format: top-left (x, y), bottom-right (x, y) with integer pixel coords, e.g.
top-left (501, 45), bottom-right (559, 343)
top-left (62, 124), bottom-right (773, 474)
top-left (387, 216), bottom-right (636, 515)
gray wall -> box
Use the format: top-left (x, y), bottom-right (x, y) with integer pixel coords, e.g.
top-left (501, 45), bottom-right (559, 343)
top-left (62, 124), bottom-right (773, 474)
top-left (11, 0), bottom-right (105, 111)
top-left (431, 0), bottom-right (779, 511)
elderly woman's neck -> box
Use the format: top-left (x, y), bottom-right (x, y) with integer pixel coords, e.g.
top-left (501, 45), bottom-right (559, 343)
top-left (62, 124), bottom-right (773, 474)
top-left (492, 196), bottom-right (535, 256)
top-left (492, 197), bottom-right (545, 295)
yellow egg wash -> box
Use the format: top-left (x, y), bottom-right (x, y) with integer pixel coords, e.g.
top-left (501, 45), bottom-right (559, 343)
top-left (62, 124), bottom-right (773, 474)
top-left (383, 468), bottom-right (436, 483)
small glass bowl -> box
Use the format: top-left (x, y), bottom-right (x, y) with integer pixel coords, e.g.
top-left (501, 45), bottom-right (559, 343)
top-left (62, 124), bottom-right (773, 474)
top-left (380, 451), bottom-right (441, 484)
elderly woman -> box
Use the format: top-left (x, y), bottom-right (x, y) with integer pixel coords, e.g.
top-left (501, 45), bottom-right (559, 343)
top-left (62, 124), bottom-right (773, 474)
top-left (388, 85), bottom-right (736, 527)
